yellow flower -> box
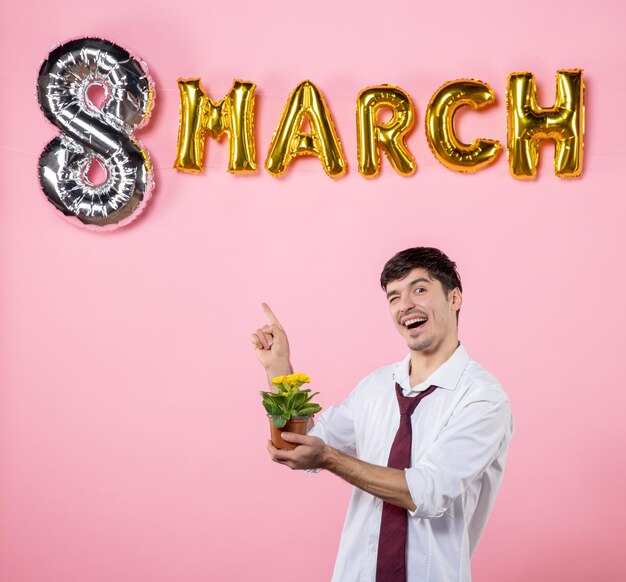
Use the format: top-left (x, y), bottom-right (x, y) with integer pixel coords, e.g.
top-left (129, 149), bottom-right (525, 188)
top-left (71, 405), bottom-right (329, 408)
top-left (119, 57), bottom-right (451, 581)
top-left (270, 372), bottom-right (311, 387)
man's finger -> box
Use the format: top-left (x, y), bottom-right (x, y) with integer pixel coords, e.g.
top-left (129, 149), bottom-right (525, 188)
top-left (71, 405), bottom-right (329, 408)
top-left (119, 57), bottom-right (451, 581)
top-left (280, 432), bottom-right (311, 445)
top-left (262, 303), bottom-right (283, 329)
top-left (254, 330), bottom-right (272, 350)
top-left (267, 441), bottom-right (294, 463)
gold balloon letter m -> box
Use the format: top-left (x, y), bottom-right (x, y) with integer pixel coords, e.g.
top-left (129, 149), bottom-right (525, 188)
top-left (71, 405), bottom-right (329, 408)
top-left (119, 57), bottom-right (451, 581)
top-left (174, 79), bottom-right (257, 173)
top-left (507, 70), bottom-right (584, 179)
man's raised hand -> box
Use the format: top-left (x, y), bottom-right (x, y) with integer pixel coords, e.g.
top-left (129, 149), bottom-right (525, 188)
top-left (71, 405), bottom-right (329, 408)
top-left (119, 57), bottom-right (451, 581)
top-left (251, 303), bottom-right (293, 381)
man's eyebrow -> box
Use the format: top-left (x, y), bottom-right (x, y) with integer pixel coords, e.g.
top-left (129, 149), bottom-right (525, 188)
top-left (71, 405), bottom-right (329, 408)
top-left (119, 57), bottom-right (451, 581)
top-left (386, 277), bottom-right (431, 298)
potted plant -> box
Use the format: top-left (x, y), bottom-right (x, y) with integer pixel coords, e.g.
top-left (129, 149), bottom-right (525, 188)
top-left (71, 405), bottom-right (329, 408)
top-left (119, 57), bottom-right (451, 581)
top-left (261, 373), bottom-right (322, 450)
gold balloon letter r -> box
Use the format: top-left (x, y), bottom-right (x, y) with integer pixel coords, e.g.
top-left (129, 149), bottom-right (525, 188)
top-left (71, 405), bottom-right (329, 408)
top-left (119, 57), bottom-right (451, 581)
top-left (356, 85), bottom-right (416, 178)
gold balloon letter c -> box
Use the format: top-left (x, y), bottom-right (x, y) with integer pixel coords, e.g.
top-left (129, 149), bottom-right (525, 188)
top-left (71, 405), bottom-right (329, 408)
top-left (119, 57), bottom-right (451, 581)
top-left (426, 80), bottom-right (501, 173)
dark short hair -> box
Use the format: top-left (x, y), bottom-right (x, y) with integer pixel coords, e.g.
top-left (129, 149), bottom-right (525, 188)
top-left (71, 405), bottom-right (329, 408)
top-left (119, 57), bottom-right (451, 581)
top-left (380, 247), bottom-right (463, 295)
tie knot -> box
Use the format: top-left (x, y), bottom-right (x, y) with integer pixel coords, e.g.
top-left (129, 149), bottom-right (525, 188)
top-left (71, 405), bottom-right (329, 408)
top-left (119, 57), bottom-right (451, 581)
top-left (394, 383), bottom-right (437, 416)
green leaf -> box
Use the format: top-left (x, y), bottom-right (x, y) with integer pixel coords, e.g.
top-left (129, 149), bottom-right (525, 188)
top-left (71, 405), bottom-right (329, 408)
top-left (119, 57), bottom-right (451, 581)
top-left (262, 393), bottom-right (284, 408)
top-left (303, 391), bottom-right (320, 404)
top-left (285, 392), bottom-right (298, 411)
top-left (264, 403), bottom-right (280, 415)
top-left (297, 404), bottom-right (322, 416)
top-left (272, 415), bottom-right (287, 428)
top-left (291, 391), bottom-right (308, 408)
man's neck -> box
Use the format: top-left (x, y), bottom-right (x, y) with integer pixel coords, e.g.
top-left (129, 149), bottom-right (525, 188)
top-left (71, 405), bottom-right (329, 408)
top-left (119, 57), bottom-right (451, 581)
top-left (409, 336), bottom-right (460, 387)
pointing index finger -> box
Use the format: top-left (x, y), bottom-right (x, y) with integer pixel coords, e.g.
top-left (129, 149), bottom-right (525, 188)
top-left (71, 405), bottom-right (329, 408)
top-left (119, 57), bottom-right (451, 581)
top-left (262, 302), bottom-right (283, 328)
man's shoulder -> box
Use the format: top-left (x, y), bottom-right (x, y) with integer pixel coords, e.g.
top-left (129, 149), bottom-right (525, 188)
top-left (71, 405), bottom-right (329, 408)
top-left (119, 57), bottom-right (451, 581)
top-left (462, 356), bottom-right (509, 403)
top-left (352, 359), bottom-right (404, 393)
top-left (365, 356), bottom-right (407, 380)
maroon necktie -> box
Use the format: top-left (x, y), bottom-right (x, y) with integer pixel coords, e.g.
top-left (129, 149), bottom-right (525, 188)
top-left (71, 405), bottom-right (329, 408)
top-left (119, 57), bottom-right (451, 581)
top-left (375, 383), bottom-right (437, 582)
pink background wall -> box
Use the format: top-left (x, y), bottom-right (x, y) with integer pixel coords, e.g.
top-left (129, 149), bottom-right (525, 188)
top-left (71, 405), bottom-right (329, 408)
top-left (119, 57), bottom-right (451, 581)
top-left (1, 1), bottom-right (625, 580)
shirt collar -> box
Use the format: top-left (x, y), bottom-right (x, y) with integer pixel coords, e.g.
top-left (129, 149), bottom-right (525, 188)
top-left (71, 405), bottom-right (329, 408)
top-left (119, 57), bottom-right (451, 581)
top-left (392, 343), bottom-right (470, 394)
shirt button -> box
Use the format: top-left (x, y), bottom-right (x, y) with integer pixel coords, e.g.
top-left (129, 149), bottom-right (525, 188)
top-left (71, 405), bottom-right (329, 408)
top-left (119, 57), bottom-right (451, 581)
top-left (369, 534), bottom-right (378, 551)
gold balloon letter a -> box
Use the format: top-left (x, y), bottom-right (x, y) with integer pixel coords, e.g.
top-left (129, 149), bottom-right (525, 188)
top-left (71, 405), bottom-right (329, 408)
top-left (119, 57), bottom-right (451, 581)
top-left (426, 80), bottom-right (501, 173)
top-left (507, 70), bottom-right (584, 179)
top-left (356, 85), bottom-right (416, 178)
top-left (174, 79), bottom-right (257, 173)
top-left (265, 81), bottom-right (346, 178)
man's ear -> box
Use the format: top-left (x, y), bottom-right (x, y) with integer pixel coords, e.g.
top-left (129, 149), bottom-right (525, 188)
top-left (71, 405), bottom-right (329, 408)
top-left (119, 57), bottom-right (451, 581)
top-left (449, 288), bottom-right (462, 313)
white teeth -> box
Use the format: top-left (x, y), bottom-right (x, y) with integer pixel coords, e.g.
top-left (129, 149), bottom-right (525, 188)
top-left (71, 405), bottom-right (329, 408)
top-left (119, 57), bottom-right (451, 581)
top-left (404, 318), bottom-right (426, 327)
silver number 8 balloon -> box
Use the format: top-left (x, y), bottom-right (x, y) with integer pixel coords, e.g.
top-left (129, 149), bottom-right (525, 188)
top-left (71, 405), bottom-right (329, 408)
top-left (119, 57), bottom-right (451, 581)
top-left (37, 38), bottom-right (155, 229)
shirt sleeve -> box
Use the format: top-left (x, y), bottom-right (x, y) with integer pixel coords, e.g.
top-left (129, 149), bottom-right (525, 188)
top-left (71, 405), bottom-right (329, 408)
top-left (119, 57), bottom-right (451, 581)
top-left (308, 387), bottom-right (358, 456)
top-left (404, 391), bottom-right (513, 519)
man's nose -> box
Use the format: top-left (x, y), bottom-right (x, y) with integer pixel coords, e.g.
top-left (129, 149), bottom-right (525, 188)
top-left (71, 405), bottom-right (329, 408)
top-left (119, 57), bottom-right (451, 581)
top-left (398, 293), bottom-right (415, 311)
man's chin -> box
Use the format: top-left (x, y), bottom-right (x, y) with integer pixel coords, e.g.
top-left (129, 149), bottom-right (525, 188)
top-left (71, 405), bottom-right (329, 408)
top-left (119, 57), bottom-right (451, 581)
top-left (406, 335), bottom-right (434, 352)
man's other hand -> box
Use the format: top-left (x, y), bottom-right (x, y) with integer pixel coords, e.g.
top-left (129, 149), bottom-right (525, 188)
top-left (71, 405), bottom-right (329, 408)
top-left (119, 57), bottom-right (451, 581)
top-left (267, 433), bottom-right (329, 470)
top-left (251, 303), bottom-right (293, 381)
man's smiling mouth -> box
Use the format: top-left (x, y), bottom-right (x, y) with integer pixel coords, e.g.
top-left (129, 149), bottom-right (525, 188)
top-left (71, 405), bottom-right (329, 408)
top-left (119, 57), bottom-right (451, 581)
top-left (403, 317), bottom-right (427, 330)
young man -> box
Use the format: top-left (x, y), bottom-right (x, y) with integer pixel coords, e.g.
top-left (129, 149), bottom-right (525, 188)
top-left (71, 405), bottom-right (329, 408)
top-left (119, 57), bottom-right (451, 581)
top-left (251, 247), bottom-right (513, 582)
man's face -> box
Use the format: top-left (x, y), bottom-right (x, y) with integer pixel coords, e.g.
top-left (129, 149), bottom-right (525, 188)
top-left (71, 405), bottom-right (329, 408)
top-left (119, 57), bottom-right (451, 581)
top-left (386, 268), bottom-right (461, 353)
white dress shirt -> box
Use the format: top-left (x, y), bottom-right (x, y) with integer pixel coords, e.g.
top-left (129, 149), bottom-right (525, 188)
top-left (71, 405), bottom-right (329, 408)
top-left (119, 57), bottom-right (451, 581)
top-left (309, 343), bottom-right (513, 582)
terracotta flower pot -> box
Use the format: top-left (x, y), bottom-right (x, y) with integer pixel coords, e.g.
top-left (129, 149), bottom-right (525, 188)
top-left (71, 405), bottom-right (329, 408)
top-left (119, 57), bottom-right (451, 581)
top-left (268, 416), bottom-right (311, 450)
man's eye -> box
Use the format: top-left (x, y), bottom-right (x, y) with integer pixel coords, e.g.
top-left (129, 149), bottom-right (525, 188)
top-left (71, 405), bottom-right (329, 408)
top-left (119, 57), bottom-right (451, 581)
top-left (414, 287), bottom-right (425, 293)
top-left (389, 296), bottom-right (399, 304)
